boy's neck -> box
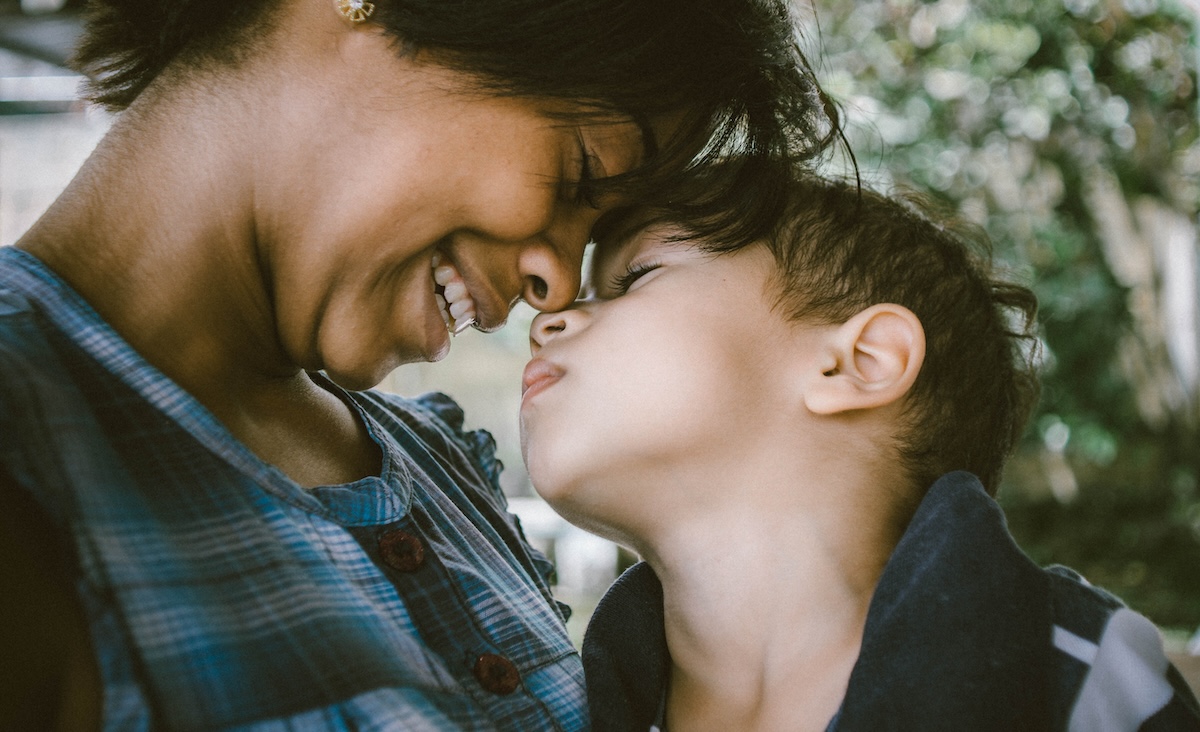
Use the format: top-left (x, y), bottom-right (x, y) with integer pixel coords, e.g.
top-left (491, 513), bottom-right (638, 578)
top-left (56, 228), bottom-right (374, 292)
top-left (641, 467), bottom-right (905, 732)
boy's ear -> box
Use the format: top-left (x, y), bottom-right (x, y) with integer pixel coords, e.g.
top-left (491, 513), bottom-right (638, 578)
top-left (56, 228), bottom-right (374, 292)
top-left (803, 304), bottom-right (926, 416)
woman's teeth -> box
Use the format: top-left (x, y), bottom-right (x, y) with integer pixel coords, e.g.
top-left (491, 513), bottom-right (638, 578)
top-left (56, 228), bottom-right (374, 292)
top-left (431, 253), bottom-right (476, 335)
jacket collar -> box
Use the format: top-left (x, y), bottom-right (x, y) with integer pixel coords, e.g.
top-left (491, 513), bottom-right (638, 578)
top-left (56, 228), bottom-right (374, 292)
top-left (583, 472), bottom-right (1055, 731)
top-left (834, 471), bottom-right (1053, 730)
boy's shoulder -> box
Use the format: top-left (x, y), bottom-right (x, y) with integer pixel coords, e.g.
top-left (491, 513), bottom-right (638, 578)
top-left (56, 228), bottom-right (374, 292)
top-left (582, 473), bottom-right (1200, 730)
top-left (816, 472), bottom-right (1200, 729)
top-left (1044, 562), bottom-right (1124, 632)
top-left (1041, 564), bottom-right (1200, 730)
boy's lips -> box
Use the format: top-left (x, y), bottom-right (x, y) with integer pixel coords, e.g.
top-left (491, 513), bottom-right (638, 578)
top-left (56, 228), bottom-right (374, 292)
top-left (521, 358), bottom-right (564, 401)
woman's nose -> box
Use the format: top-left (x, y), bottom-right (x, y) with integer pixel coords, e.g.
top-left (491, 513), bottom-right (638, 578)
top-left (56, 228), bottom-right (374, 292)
top-left (529, 306), bottom-right (588, 354)
top-left (518, 237), bottom-right (586, 312)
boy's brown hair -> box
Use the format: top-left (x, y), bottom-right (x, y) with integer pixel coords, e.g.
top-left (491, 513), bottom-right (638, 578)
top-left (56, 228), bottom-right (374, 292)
top-left (762, 175), bottom-right (1040, 496)
top-left (600, 172), bottom-right (1040, 496)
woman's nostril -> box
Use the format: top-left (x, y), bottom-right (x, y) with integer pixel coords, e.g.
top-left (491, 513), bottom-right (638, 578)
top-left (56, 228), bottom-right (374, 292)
top-left (529, 276), bottom-right (549, 302)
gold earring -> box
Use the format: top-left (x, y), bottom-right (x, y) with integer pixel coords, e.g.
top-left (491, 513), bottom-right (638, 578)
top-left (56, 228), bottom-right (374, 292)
top-left (335, 0), bottom-right (374, 23)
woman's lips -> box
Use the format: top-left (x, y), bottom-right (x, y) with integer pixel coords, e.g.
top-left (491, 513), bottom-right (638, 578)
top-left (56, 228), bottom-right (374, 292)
top-left (431, 252), bottom-right (476, 334)
top-left (521, 358), bottom-right (564, 402)
top-left (433, 247), bottom-right (510, 333)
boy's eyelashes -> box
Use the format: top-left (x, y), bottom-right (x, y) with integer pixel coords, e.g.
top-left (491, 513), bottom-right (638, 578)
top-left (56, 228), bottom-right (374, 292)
top-left (604, 260), bottom-right (662, 297)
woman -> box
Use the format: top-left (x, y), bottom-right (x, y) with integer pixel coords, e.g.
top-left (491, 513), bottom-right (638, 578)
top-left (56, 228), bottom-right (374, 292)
top-left (0, 0), bottom-right (832, 728)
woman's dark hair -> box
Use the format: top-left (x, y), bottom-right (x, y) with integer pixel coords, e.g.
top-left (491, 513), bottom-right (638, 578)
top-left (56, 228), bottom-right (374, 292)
top-left (72, 0), bottom-right (838, 249)
top-left (762, 176), bottom-right (1041, 497)
top-left (75, 0), bottom-right (840, 248)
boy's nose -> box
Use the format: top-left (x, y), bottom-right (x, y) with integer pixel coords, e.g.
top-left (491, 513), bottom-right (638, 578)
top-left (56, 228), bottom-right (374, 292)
top-left (529, 307), bottom-right (587, 354)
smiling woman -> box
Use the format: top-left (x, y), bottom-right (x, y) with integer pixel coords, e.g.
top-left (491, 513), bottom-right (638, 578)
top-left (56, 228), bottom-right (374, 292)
top-left (0, 0), bottom-right (835, 728)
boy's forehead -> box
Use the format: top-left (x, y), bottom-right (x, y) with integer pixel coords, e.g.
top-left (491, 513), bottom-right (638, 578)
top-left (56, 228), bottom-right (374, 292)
top-left (588, 207), bottom-right (667, 275)
top-left (588, 223), bottom-right (701, 291)
top-left (588, 231), bottom-right (643, 283)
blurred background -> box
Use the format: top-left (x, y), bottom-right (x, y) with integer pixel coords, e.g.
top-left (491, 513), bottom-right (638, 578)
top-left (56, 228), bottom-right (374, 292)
top-left (793, 0), bottom-right (1200, 652)
top-left (1, 0), bottom-right (1196, 669)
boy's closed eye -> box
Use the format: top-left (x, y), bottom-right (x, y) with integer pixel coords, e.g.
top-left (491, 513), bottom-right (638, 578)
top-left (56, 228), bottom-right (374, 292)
top-left (588, 228), bottom-right (695, 300)
top-left (604, 260), bottom-right (663, 297)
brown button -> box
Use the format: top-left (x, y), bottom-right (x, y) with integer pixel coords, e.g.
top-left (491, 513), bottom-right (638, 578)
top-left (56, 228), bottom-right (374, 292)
top-left (377, 529), bottom-right (425, 572)
top-left (473, 653), bottom-right (520, 695)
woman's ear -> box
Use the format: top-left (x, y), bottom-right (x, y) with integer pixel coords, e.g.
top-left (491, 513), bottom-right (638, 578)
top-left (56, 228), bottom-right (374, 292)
top-left (804, 304), bottom-right (926, 415)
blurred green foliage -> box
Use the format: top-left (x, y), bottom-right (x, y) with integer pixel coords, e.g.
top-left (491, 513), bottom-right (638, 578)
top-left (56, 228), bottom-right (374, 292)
top-left (802, 0), bottom-right (1200, 626)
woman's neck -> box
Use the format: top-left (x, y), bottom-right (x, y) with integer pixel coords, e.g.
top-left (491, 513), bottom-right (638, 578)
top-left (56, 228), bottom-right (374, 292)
top-left (14, 109), bottom-right (382, 487)
top-left (16, 76), bottom-right (293, 398)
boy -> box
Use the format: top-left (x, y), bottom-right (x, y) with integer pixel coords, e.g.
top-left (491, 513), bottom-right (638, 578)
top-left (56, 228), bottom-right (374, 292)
top-left (519, 174), bottom-right (1200, 731)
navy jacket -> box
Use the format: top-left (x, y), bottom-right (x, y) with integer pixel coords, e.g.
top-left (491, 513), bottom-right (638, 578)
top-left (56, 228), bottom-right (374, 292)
top-left (584, 472), bottom-right (1200, 731)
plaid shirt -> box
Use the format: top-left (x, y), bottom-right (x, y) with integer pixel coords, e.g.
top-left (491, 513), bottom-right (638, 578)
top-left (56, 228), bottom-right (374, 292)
top-left (0, 247), bottom-right (586, 731)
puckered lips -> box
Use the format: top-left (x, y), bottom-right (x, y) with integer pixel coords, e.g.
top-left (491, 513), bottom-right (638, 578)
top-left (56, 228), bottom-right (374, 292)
top-left (521, 357), bottom-right (564, 404)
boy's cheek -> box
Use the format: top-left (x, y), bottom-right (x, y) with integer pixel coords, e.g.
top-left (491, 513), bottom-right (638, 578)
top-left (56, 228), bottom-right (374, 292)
top-left (523, 407), bottom-right (620, 513)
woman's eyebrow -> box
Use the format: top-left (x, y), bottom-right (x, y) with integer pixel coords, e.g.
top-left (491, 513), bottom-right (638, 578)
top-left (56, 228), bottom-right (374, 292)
top-left (633, 113), bottom-right (658, 160)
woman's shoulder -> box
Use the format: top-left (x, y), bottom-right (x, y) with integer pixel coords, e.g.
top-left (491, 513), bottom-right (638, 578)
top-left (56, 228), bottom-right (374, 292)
top-left (0, 287), bottom-right (73, 420)
top-left (0, 249), bottom-right (90, 386)
top-left (351, 389), bottom-right (505, 502)
top-left (0, 468), bottom-right (101, 730)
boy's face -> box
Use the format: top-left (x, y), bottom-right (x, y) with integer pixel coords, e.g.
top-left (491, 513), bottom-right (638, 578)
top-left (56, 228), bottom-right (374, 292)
top-left (519, 226), bottom-right (827, 537)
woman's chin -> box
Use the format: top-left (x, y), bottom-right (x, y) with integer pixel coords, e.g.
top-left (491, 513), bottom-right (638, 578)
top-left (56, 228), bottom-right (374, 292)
top-left (420, 311), bottom-right (453, 362)
top-left (322, 326), bottom-right (453, 390)
top-left (425, 331), bottom-right (452, 363)
top-left (318, 346), bottom-right (404, 392)
top-left (321, 362), bottom-right (393, 392)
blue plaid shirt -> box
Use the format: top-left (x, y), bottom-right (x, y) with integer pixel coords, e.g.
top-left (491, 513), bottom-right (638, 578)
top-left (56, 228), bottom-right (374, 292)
top-left (0, 247), bottom-right (587, 731)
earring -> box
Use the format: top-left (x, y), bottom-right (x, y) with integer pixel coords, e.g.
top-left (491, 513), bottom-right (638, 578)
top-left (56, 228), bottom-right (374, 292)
top-left (335, 0), bottom-right (374, 23)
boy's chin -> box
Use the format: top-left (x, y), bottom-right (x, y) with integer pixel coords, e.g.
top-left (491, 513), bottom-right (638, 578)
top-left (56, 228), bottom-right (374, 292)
top-left (531, 481), bottom-right (632, 546)
top-left (524, 453), bottom-right (578, 507)
top-left (528, 477), bottom-right (577, 518)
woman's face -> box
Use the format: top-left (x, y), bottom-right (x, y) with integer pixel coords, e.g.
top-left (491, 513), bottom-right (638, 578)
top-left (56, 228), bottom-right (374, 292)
top-left (253, 32), bottom-right (651, 390)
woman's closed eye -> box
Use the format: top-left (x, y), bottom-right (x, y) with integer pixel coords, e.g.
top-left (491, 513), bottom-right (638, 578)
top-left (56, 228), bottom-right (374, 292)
top-left (573, 134), bottom-right (601, 208)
